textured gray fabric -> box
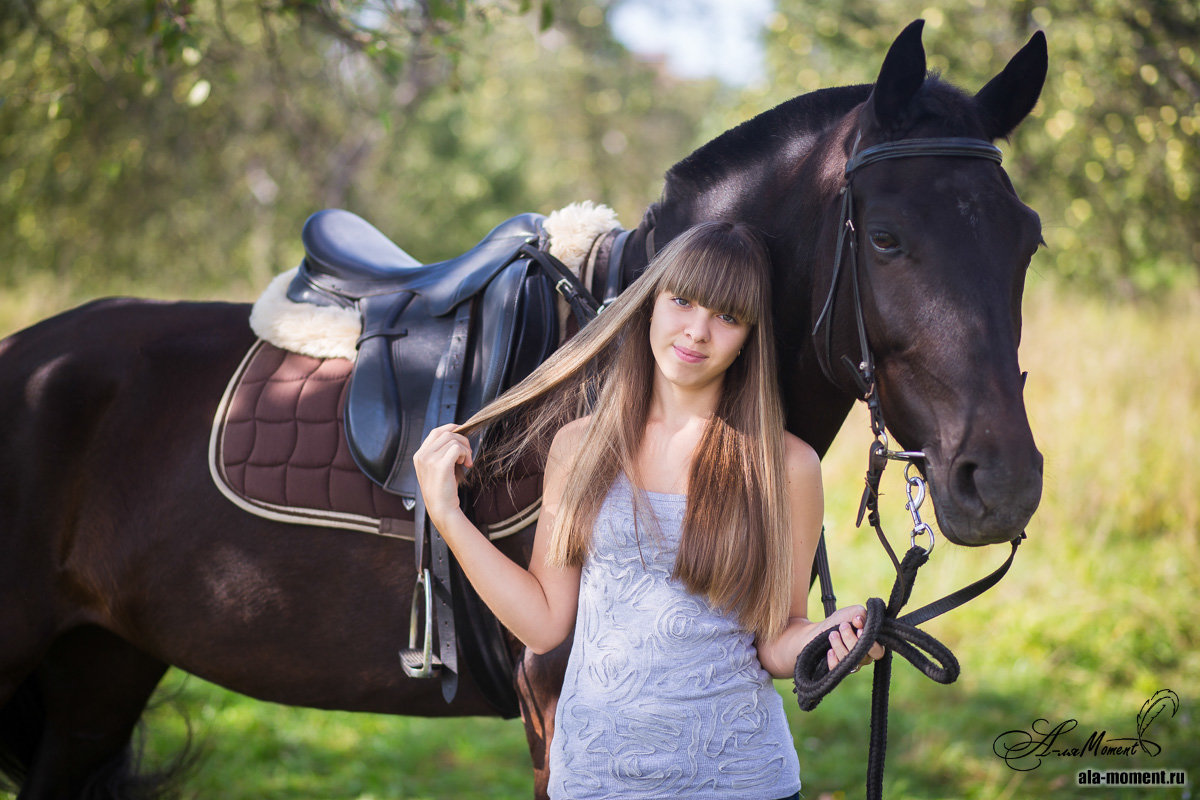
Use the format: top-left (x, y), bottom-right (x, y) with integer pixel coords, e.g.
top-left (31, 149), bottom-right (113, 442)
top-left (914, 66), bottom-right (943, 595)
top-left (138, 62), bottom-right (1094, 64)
top-left (548, 473), bottom-right (801, 800)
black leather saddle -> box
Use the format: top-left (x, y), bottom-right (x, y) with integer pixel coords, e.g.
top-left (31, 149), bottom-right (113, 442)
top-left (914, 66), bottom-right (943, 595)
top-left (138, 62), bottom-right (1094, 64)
top-left (284, 207), bottom-right (606, 713)
top-left (288, 209), bottom-right (562, 499)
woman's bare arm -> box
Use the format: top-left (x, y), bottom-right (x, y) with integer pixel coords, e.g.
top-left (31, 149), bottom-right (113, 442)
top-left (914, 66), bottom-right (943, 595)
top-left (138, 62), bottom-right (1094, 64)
top-left (413, 420), bottom-right (585, 654)
top-left (755, 434), bottom-right (885, 678)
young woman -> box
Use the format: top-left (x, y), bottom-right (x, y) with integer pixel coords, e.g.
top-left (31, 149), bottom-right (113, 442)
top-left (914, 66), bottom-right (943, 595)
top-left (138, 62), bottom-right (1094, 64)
top-left (414, 221), bottom-right (884, 799)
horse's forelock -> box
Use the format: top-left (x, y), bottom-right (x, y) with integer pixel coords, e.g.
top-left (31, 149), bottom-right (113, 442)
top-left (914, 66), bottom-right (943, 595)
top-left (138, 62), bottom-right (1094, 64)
top-left (893, 76), bottom-right (991, 139)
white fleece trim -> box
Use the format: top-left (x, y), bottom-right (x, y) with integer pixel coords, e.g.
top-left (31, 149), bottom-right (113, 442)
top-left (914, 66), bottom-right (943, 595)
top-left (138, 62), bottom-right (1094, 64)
top-left (544, 201), bottom-right (621, 270)
top-left (249, 268), bottom-right (361, 361)
top-left (249, 202), bottom-right (622, 360)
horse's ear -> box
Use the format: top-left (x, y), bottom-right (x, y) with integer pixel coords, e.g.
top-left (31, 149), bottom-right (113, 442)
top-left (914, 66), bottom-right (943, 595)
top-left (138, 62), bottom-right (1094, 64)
top-left (868, 19), bottom-right (927, 130)
top-left (974, 31), bottom-right (1048, 140)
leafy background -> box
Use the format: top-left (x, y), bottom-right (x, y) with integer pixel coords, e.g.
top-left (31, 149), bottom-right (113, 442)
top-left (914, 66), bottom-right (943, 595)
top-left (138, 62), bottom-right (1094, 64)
top-left (1, 0), bottom-right (1196, 797)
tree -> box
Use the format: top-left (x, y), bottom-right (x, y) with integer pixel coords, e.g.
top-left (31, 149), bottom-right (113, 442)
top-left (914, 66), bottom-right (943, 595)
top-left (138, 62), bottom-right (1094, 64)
top-left (0, 0), bottom-right (719, 299)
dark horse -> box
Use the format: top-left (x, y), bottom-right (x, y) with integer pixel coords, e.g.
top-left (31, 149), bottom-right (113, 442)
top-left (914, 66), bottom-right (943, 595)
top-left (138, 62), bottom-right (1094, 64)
top-left (0, 21), bottom-right (1046, 799)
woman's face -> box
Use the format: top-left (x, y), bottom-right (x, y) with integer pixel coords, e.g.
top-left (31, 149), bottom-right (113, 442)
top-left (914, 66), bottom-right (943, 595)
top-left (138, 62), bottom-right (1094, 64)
top-left (648, 290), bottom-right (751, 392)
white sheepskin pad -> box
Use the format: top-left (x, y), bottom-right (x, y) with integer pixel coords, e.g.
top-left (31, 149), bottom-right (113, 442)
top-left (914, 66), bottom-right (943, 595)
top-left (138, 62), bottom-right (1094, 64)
top-left (544, 201), bottom-right (622, 269)
top-left (250, 202), bottom-right (622, 361)
top-left (249, 268), bottom-right (362, 361)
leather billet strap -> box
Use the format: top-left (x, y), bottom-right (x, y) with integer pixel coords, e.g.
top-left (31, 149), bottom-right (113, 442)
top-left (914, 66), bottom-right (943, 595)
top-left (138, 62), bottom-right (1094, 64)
top-left (410, 243), bottom-right (604, 700)
top-left (603, 229), bottom-right (632, 306)
top-left (518, 243), bottom-right (601, 327)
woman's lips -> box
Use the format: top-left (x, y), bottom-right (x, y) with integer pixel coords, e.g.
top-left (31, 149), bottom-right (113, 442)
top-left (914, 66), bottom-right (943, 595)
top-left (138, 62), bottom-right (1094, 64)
top-left (673, 345), bottom-right (706, 363)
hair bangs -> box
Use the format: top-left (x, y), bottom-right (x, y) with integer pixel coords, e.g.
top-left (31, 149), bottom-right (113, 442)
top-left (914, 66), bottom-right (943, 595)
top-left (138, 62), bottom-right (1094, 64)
top-left (660, 246), bottom-right (764, 326)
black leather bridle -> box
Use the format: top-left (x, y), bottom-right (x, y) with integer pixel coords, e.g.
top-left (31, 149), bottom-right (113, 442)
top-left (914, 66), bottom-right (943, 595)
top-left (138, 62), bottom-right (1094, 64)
top-left (796, 136), bottom-right (1025, 800)
top-left (812, 136), bottom-right (1003, 402)
top-left (807, 135), bottom-right (1007, 617)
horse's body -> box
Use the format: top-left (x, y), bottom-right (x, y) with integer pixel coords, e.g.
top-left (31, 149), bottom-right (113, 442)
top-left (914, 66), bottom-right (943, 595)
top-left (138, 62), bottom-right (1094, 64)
top-left (0, 22), bottom-right (1046, 799)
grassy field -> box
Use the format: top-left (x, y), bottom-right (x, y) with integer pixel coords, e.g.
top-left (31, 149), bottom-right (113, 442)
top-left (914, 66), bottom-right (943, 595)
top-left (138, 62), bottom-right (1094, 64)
top-left (2, 277), bottom-right (1197, 799)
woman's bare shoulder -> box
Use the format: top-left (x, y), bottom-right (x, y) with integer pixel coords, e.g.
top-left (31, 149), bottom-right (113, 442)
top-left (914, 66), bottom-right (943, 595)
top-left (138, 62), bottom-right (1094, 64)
top-left (547, 416), bottom-right (592, 465)
top-left (782, 431), bottom-right (821, 480)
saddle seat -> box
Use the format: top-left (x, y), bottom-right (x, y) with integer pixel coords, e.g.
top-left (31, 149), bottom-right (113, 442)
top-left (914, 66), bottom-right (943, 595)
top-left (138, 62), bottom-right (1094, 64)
top-left (289, 209), bottom-right (544, 316)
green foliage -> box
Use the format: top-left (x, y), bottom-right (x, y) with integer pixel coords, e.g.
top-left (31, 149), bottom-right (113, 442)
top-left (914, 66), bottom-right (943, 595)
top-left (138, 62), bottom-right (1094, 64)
top-left (4, 1), bottom-right (1194, 298)
top-left (757, 0), bottom-right (1199, 295)
top-left (0, 0), bottom-right (718, 304)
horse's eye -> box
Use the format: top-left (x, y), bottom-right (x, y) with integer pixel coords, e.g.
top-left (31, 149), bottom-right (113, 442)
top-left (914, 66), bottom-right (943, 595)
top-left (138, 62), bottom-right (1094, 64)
top-left (870, 231), bottom-right (900, 252)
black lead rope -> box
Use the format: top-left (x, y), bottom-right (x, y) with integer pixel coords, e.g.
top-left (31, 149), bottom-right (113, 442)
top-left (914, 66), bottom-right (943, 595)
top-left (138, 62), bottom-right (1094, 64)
top-left (793, 535), bottom-right (1023, 799)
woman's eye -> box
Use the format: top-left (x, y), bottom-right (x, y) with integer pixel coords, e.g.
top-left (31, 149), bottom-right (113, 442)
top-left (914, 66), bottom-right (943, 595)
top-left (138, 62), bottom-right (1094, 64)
top-left (718, 313), bottom-right (739, 325)
top-left (671, 296), bottom-right (691, 307)
top-left (870, 231), bottom-right (900, 252)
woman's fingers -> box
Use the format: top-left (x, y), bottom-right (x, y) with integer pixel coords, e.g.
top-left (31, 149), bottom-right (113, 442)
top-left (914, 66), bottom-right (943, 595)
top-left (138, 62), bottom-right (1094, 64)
top-left (852, 613), bottom-right (887, 662)
top-left (824, 610), bottom-right (886, 673)
top-left (826, 625), bottom-right (851, 671)
top-left (413, 425), bottom-right (475, 518)
top-left (415, 425), bottom-right (474, 471)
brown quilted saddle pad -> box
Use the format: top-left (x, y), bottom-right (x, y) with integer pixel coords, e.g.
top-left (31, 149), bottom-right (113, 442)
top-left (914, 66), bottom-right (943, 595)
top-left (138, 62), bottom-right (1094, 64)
top-left (209, 340), bottom-right (538, 540)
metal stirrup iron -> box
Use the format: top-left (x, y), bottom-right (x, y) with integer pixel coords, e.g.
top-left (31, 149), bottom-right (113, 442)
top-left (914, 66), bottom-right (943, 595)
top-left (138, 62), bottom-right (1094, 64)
top-left (400, 568), bottom-right (442, 678)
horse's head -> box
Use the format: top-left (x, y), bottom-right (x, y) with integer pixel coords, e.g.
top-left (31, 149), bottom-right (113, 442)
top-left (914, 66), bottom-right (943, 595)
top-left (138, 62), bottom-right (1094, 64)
top-left (813, 20), bottom-right (1046, 547)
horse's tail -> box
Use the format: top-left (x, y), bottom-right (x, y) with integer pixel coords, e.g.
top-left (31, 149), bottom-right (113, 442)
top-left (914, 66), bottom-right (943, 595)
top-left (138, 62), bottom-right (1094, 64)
top-left (0, 674), bottom-right (198, 799)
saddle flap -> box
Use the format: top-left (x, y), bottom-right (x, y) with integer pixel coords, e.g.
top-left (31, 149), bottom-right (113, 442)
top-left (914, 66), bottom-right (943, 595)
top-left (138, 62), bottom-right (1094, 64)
top-left (343, 253), bottom-right (559, 497)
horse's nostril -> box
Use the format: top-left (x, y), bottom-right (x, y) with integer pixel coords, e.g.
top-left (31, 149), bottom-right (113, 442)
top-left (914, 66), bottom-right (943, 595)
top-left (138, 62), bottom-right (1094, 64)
top-left (953, 460), bottom-right (984, 511)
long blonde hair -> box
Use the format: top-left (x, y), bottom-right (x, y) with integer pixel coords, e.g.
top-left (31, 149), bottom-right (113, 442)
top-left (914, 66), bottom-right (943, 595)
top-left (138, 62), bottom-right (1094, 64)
top-left (460, 221), bottom-right (792, 640)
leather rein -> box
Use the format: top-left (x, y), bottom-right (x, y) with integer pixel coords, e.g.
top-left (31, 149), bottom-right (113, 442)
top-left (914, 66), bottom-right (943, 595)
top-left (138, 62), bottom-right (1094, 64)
top-left (797, 136), bottom-right (1026, 800)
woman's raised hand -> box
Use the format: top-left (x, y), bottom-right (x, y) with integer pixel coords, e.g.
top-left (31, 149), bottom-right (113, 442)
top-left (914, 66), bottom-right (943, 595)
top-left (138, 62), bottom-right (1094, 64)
top-left (412, 423), bottom-right (474, 522)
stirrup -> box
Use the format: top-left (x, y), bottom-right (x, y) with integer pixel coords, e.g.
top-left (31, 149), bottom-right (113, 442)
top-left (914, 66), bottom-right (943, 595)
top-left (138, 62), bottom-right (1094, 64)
top-left (399, 568), bottom-right (442, 678)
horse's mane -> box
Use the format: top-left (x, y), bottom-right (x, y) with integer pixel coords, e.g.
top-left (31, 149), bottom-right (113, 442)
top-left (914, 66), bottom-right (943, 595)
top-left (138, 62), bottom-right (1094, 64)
top-left (665, 77), bottom-right (986, 194)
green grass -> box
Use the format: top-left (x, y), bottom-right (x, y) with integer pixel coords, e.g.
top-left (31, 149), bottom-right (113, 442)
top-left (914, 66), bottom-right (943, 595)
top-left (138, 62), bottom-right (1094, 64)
top-left (2, 280), bottom-right (1197, 798)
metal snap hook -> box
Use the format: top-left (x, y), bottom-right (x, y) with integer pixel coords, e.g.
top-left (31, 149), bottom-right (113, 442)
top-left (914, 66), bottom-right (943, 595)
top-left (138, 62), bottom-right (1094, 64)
top-left (910, 522), bottom-right (936, 555)
top-left (905, 469), bottom-right (935, 555)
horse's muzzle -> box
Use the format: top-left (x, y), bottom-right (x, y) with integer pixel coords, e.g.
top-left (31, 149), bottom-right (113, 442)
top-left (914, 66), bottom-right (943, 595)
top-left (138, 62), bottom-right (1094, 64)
top-left (925, 444), bottom-right (1044, 546)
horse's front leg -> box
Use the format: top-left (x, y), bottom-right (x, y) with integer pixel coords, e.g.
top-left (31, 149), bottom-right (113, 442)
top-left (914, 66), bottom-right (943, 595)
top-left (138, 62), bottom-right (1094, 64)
top-left (516, 640), bottom-right (571, 800)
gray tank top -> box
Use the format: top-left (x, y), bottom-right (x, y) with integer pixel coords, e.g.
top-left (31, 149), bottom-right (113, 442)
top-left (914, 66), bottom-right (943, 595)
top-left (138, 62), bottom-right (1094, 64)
top-left (547, 473), bottom-right (801, 800)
